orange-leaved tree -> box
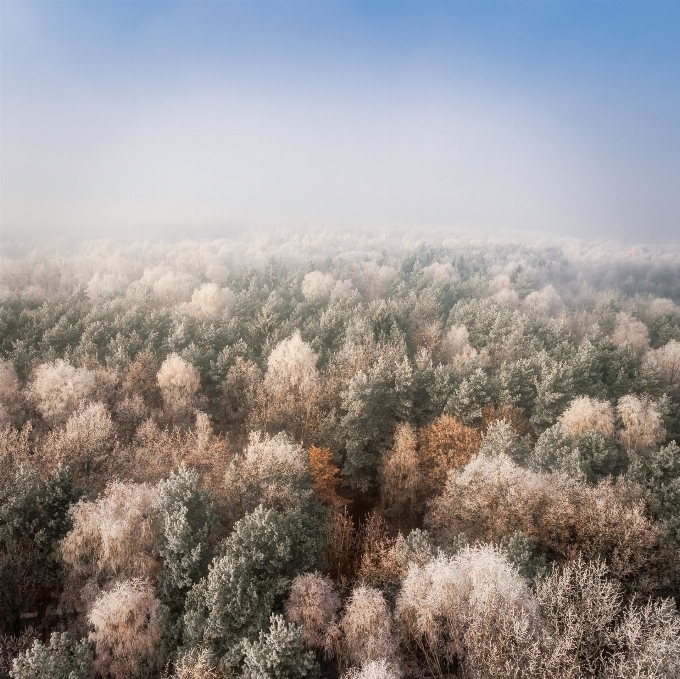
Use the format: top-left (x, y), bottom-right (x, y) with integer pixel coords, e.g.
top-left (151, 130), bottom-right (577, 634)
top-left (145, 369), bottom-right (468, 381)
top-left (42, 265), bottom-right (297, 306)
top-left (308, 445), bottom-right (345, 506)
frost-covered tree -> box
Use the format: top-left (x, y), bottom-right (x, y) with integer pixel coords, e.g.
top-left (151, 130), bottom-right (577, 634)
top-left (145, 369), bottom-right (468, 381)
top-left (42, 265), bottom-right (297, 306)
top-left (88, 578), bottom-right (162, 678)
top-left (185, 283), bottom-right (235, 318)
top-left (447, 366), bottom-right (491, 423)
top-left (426, 453), bottom-right (667, 588)
top-left (523, 284), bottom-right (564, 317)
top-left (536, 557), bottom-right (680, 678)
top-left (647, 297), bottom-right (678, 319)
top-left (119, 350), bottom-right (161, 409)
top-left (265, 332), bottom-right (319, 399)
top-left (331, 279), bottom-right (355, 302)
top-left (0, 465), bottom-right (79, 634)
top-left (647, 339), bottom-right (680, 391)
top-left (157, 354), bottom-right (201, 409)
top-left (0, 627), bottom-right (37, 677)
top-left (440, 325), bottom-right (480, 374)
top-left (0, 361), bottom-right (21, 427)
top-left (0, 423), bottom-right (32, 483)
top-left (183, 506), bottom-right (321, 663)
top-left (479, 419), bottom-right (530, 466)
top-left (284, 572), bottom-right (340, 649)
top-left (242, 614), bottom-right (319, 679)
top-left (410, 350), bottom-right (456, 423)
top-left (396, 545), bottom-right (539, 678)
top-left (422, 261), bottom-right (458, 284)
top-left (155, 464), bottom-right (215, 613)
top-left (627, 441), bottom-right (680, 543)
top-left (536, 558), bottom-right (624, 677)
top-left (10, 633), bottom-right (91, 679)
top-left (617, 394), bottom-right (666, 451)
top-left (527, 423), bottom-right (581, 476)
top-left (559, 396), bottom-right (615, 438)
top-left (533, 424), bottom-right (624, 483)
top-left (224, 432), bottom-right (313, 520)
top-left (576, 428), bottom-right (625, 481)
top-left (323, 506), bottom-right (358, 584)
top-left (342, 659), bottom-right (401, 679)
top-left (355, 512), bottom-right (400, 592)
top-left (29, 360), bottom-right (96, 425)
top-left (494, 287), bottom-right (521, 310)
top-left (61, 481), bottom-right (159, 583)
top-left (496, 358), bottom-right (538, 415)
top-left (222, 357), bottom-right (262, 429)
top-left (169, 648), bottom-right (221, 679)
top-left (531, 358), bottom-right (574, 429)
top-left (337, 356), bottom-right (412, 492)
top-left (262, 332), bottom-right (321, 435)
top-left (302, 271), bottom-right (334, 301)
top-left (612, 312), bottom-right (650, 356)
top-left (334, 585), bottom-right (397, 670)
top-left (40, 402), bottom-right (113, 481)
top-left (150, 270), bottom-right (199, 305)
top-left (570, 337), bottom-right (639, 401)
top-left (606, 597), bottom-right (680, 678)
top-left (360, 262), bottom-right (396, 300)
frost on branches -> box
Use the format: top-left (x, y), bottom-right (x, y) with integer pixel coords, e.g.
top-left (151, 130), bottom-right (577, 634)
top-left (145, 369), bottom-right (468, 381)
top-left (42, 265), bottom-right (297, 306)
top-left (559, 396), bottom-right (616, 438)
top-left (30, 359), bottom-right (96, 425)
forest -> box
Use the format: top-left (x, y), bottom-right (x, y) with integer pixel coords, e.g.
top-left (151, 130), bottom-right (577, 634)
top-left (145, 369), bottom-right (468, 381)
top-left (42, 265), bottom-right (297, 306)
top-left (1, 233), bottom-right (680, 678)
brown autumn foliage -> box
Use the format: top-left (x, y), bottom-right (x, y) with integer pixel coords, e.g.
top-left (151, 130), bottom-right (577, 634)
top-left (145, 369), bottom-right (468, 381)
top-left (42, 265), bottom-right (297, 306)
top-left (37, 402), bottom-right (115, 485)
top-left (120, 350), bottom-right (161, 407)
top-left (378, 423), bottom-right (419, 517)
top-left (418, 414), bottom-right (482, 498)
top-left (308, 445), bottom-right (345, 506)
top-left (481, 404), bottom-right (535, 440)
top-left (128, 414), bottom-right (230, 492)
top-left (324, 505), bottom-right (359, 587)
top-left (356, 512), bottom-right (401, 592)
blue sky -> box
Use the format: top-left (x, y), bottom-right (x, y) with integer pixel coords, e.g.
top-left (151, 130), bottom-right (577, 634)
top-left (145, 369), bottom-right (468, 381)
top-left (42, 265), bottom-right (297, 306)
top-left (1, 1), bottom-right (679, 243)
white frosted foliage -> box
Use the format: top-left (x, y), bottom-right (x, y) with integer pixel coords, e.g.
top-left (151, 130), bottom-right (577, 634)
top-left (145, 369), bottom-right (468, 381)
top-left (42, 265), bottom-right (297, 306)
top-left (611, 312), bottom-right (650, 356)
top-left (157, 354), bottom-right (200, 400)
top-left (265, 331), bottom-right (319, 397)
top-left (30, 359), bottom-right (96, 424)
top-left (88, 578), bottom-right (162, 678)
top-left (647, 340), bottom-right (680, 387)
top-left (302, 271), bottom-right (334, 300)
top-left (285, 572), bottom-right (341, 648)
top-left (186, 283), bottom-right (235, 318)
top-left (559, 396), bottom-right (615, 438)
top-left (617, 394), bottom-right (665, 451)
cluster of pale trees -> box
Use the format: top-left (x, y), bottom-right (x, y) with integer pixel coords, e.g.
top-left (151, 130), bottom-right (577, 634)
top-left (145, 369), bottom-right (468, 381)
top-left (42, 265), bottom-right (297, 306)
top-left (1, 236), bottom-right (680, 677)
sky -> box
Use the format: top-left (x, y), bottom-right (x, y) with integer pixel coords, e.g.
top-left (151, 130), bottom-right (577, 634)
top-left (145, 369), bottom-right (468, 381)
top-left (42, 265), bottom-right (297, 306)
top-left (1, 0), bottom-right (679, 244)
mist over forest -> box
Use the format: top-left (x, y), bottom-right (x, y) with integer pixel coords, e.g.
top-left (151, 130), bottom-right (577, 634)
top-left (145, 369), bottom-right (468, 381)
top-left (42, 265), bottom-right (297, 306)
top-left (3, 0), bottom-right (680, 675)
top-left (1, 232), bottom-right (680, 678)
